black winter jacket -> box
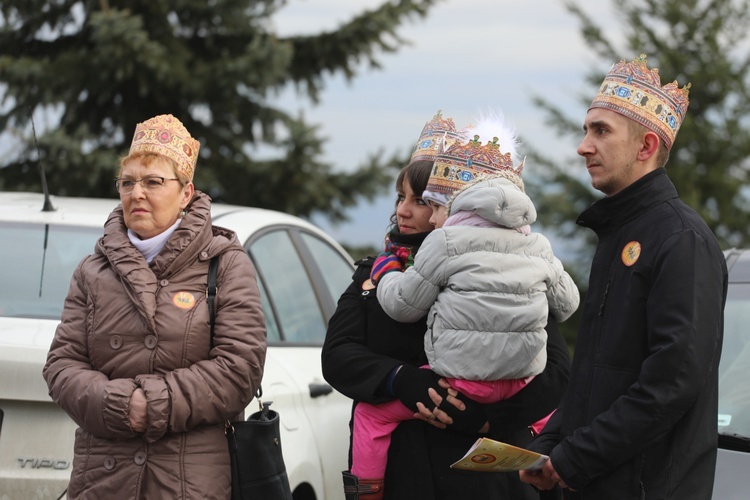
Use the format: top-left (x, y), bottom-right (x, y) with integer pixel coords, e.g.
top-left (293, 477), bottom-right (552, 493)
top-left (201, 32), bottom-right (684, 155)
top-left (530, 169), bottom-right (727, 499)
top-left (322, 230), bottom-right (571, 500)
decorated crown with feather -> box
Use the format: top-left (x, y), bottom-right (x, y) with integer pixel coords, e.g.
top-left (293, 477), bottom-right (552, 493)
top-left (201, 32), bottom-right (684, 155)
top-left (425, 109), bottom-right (525, 201)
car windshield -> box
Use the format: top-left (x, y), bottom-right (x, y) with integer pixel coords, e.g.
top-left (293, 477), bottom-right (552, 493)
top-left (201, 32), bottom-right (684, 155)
top-left (718, 281), bottom-right (750, 441)
top-left (0, 222), bottom-right (101, 319)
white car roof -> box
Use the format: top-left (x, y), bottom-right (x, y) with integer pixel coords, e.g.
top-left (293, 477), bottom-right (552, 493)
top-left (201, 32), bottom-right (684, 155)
top-left (0, 192), bottom-right (119, 227)
top-left (0, 191), bottom-right (350, 257)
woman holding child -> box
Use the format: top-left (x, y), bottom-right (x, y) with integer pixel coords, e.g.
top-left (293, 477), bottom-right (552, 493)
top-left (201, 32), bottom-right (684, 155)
top-left (321, 110), bottom-right (574, 500)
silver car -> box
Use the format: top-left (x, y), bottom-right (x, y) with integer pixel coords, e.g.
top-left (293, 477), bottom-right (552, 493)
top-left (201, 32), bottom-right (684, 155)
top-left (713, 248), bottom-right (750, 499)
top-left (0, 192), bottom-right (353, 500)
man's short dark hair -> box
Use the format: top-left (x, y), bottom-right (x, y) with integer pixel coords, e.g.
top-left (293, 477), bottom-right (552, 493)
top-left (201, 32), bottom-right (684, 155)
top-left (627, 120), bottom-right (670, 168)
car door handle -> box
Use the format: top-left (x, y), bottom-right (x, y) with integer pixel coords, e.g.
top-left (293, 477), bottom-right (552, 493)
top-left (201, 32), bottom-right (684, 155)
top-left (309, 383), bottom-right (333, 398)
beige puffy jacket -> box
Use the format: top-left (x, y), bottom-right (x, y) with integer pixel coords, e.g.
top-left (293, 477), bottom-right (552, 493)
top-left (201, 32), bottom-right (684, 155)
top-left (43, 191), bottom-right (266, 499)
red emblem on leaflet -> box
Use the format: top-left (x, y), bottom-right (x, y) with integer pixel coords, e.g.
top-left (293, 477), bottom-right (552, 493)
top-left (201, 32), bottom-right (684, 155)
top-left (471, 453), bottom-right (497, 464)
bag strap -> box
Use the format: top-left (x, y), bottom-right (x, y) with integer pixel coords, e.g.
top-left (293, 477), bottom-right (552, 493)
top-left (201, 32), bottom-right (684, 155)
top-left (207, 256), bottom-right (266, 413)
top-left (207, 256), bottom-right (220, 348)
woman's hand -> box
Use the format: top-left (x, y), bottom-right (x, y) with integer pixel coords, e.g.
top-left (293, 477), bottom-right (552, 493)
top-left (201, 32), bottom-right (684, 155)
top-left (414, 379), bottom-right (462, 427)
top-left (129, 388), bottom-right (148, 433)
top-left (391, 365), bottom-right (448, 411)
top-left (414, 378), bottom-right (490, 433)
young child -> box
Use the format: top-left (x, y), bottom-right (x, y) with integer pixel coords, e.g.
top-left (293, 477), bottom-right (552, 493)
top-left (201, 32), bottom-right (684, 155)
top-left (351, 111), bottom-right (580, 495)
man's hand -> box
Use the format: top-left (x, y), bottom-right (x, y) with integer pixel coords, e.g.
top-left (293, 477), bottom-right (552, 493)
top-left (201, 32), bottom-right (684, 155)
top-left (520, 467), bottom-right (557, 491)
top-left (520, 459), bottom-right (571, 491)
top-left (541, 459), bottom-right (571, 489)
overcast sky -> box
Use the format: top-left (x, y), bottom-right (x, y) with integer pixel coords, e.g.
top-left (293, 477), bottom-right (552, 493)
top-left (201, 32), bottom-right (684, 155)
top-left (269, 0), bottom-right (619, 250)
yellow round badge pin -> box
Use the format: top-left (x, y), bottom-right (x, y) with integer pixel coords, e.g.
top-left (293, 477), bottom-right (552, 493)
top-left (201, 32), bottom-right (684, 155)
top-left (173, 292), bottom-right (196, 309)
top-left (621, 241), bottom-right (642, 267)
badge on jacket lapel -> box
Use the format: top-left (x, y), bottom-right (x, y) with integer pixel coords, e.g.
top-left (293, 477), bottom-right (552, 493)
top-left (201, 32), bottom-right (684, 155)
top-left (621, 241), bottom-right (642, 267)
top-left (173, 292), bottom-right (196, 309)
top-left (361, 279), bottom-right (375, 291)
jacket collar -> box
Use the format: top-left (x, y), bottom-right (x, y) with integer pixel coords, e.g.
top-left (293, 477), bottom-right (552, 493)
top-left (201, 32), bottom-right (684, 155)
top-left (98, 190), bottom-right (215, 278)
top-left (576, 168), bottom-right (678, 233)
top-left (388, 226), bottom-right (430, 252)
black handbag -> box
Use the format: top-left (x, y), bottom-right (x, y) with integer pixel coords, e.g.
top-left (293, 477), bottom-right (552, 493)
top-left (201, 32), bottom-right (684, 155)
top-left (208, 257), bottom-right (293, 500)
top-left (226, 393), bottom-right (293, 500)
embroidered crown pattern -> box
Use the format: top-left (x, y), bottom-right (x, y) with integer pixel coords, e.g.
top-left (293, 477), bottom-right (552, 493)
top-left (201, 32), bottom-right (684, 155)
top-left (590, 54), bottom-right (690, 149)
top-left (428, 134), bottom-right (524, 197)
top-left (410, 110), bottom-right (465, 163)
top-left (129, 114), bottom-right (200, 180)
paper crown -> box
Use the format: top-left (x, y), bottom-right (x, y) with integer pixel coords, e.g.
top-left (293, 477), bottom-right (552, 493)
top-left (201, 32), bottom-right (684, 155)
top-left (409, 110), bottom-right (465, 163)
top-left (129, 114), bottom-right (200, 180)
top-left (425, 111), bottom-right (524, 203)
top-left (590, 54), bottom-right (690, 150)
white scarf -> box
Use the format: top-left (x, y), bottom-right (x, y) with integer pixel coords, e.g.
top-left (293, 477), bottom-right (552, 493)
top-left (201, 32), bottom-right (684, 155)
top-left (128, 219), bottom-right (182, 263)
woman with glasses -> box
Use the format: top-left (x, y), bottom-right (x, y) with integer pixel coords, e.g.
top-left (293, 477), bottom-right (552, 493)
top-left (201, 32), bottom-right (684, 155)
top-left (43, 114), bottom-right (267, 499)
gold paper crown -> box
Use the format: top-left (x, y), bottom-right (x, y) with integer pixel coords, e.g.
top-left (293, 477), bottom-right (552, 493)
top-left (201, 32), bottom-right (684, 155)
top-left (129, 114), bottom-right (200, 180)
top-left (590, 54), bottom-right (690, 150)
top-left (426, 134), bottom-right (525, 198)
top-left (410, 110), bottom-right (465, 163)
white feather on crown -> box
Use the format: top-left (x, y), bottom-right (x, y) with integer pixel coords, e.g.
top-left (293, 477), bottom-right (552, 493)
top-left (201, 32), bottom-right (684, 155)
top-left (425, 107), bottom-right (526, 203)
top-left (460, 108), bottom-right (523, 168)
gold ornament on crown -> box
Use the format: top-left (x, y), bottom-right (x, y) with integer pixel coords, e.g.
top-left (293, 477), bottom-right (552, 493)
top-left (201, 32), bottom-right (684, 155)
top-left (409, 110), bottom-right (465, 163)
top-left (129, 114), bottom-right (200, 180)
top-left (427, 133), bottom-right (525, 198)
top-left (589, 54), bottom-right (690, 150)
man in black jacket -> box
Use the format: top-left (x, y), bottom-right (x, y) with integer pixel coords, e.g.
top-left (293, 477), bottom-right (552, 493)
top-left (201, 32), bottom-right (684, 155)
top-left (520, 54), bottom-right (728, 499)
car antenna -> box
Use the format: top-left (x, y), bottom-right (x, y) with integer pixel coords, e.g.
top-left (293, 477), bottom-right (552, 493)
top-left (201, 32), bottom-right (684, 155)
top-left (30, 113), bottom-right (55, 212)
top-left (30, 113), bottom-right (54, 297)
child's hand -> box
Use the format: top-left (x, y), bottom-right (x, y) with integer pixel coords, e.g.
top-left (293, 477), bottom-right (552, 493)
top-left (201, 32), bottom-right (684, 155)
top-left (369, 252), bottom-right (404, 285)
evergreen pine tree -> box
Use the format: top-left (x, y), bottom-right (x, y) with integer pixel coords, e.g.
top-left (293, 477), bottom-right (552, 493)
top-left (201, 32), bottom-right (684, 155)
top-left (525, 0), bottom-right (750, 347)
top-left (0, 0), bottom-right (438, 220)
top-left (528, 0), bottom-right (750, 260)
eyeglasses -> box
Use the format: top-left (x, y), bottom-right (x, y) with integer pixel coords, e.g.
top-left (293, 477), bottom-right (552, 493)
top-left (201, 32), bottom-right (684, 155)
top-left (115, 176), bottom-right (181, 194)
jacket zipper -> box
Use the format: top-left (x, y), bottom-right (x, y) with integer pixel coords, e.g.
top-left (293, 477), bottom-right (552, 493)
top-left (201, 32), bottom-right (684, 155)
top-left (638, 453), bottom-right (646, 499)
top-left (593, 277), bottom-right (612, 352)
top-left (598, 279), bottom-right (611, 316)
